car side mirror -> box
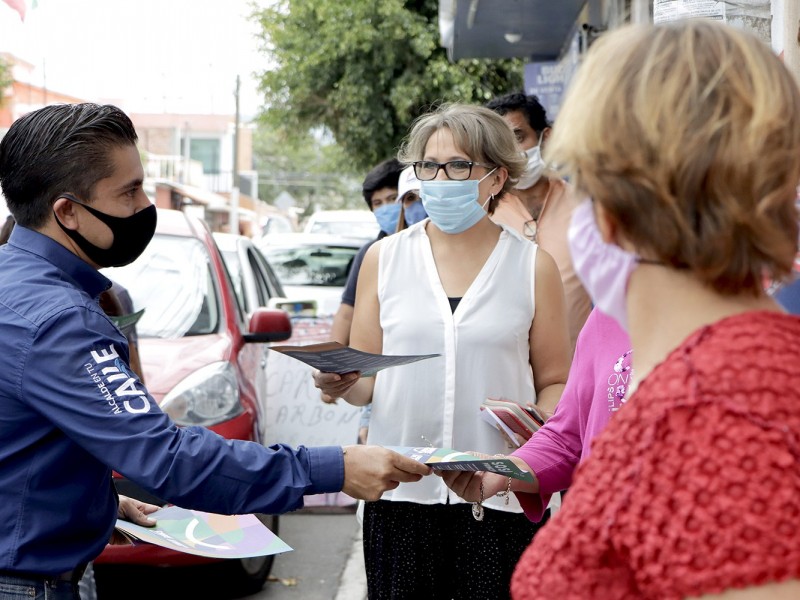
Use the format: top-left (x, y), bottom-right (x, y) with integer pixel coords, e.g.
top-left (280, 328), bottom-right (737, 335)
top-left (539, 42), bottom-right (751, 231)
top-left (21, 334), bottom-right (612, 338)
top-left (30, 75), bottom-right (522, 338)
top-left (244, 308), bottom-right (292, 343)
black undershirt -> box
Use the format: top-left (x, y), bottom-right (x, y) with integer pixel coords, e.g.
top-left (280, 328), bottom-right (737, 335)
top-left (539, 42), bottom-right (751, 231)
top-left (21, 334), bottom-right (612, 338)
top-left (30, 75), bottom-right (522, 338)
top-left (448, 297), bottom-right (461, 313)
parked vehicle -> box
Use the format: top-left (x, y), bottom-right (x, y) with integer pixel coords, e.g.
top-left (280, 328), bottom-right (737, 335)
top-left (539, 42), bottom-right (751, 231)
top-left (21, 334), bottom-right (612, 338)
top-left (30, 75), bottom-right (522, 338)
top-left (94, 208), bottom-right (292, 595)
top-left (259, 213), bottom-right (296, 237)
top-left (256, 233), bottom-right (363, 317)
top-left (302, 209), bottom-right (378, 242)
top-left (213, 232), bottom-right (287, 317)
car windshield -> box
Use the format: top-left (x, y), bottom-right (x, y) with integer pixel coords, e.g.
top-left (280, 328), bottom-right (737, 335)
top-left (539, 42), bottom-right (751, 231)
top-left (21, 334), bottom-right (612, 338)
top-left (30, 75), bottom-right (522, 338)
top-left (263, 244), bottom-right (358, 287)
top-left (307, 220), bottom-right (378, 239)
top-left (103, 234), bottom-right (220, 338)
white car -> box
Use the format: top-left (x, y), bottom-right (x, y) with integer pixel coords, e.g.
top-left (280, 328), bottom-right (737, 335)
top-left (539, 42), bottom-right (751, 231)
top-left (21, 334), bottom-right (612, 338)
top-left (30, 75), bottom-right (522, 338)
top-left (256, 233), bottom-right (364, 317)
top-left (213, 232), bottom-right (288, 317)
top-left (302, 209), bottom-right (378, 243)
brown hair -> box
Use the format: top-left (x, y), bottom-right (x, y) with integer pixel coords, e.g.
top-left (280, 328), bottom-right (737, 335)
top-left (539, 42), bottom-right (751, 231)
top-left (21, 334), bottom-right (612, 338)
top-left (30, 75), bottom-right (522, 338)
top-left (398, 103), bottom-right (526, 213)
top-left (547, 20), bottom-right (800, 294)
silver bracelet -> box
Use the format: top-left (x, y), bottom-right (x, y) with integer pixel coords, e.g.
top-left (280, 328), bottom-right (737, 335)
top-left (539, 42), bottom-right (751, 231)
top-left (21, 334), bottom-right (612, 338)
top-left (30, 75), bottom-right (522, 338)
top-left (471, 482), bottom-right (485, 521)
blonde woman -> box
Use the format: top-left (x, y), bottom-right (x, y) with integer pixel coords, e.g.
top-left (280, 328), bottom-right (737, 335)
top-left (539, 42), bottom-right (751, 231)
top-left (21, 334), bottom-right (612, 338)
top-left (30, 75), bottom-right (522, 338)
top-left (314, 103), bottom-right (570, 599)
top-left (512, 20), bottom-right (800, 600)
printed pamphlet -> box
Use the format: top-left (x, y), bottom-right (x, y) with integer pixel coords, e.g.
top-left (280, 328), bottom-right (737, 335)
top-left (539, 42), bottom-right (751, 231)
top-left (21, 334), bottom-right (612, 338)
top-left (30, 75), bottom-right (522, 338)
top-left (386, 446), bottom-right (534, 483)
top-left (114, 505), bottom-right (292, 559)
top-left (479, 398), bottom-right (543, 445)
top-left (268, 341), bottom-right (440, 377)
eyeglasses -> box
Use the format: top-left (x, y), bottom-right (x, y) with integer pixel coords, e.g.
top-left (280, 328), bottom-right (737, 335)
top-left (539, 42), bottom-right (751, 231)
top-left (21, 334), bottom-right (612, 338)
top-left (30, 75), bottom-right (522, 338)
top-left (413, 160), bottom-right (494, 181)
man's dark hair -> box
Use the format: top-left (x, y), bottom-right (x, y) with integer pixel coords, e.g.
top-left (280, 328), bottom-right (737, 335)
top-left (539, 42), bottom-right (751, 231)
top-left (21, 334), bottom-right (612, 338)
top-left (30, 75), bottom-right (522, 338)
top-left (0, 103), bottom-right (138, 228)
top-left (486, 92), bottom-right (551, 133)
top-left (362, 158), bottom-right (403, 210)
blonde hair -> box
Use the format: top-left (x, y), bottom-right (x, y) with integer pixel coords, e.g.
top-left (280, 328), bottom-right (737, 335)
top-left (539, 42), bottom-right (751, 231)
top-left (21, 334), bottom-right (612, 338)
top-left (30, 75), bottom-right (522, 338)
top-left (547, 20), bottom-right (800, 294)
top-left (398, 103), bottom-right (526, 212)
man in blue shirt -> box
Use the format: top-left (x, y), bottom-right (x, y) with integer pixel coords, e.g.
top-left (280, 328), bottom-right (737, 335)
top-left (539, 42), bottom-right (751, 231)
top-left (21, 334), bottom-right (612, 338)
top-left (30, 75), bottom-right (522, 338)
top-left (0, 103), bottom-right (429, 596)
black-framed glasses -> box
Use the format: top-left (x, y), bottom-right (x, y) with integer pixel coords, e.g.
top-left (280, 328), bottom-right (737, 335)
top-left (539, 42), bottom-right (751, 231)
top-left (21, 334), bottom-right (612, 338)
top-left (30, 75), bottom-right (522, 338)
top-left (413, 160), bottom-right (494, 181)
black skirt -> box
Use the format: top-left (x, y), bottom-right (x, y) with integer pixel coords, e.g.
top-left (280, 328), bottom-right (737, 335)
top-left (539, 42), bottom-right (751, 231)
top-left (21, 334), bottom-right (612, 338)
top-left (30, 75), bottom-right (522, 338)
top-left (363, 499), bottom-right (549, 600)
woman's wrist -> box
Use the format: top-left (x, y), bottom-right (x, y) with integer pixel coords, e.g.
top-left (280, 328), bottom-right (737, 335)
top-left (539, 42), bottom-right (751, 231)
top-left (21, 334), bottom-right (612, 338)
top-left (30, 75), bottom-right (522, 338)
top-left (508, 456), bottom-right (540, 494)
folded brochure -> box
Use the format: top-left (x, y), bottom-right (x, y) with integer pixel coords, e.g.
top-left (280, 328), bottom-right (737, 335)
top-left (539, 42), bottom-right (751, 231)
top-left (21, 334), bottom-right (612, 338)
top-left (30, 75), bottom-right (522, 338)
top-left (386, 446), bottom-right (534, 483)
top-left (114, 505), bottom-right (292, 559)
top-left (480, 398), bottom-right (543, 446)
top-left (269, 341), bottom-right (440, 377)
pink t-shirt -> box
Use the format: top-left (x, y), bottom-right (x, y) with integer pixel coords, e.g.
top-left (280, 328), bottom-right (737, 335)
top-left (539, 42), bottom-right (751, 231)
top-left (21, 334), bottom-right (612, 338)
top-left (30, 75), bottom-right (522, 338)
top-left (512, 308), bottom-right (631, 521)
top-left (491, 180), bottom-right (591, 350)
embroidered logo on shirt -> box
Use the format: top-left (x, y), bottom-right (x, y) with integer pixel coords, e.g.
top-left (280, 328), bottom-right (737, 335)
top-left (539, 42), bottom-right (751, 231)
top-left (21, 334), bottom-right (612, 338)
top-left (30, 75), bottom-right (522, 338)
top-left (84, 344), bottom-right (150, 415)
top-left (607, 349), bottom-right (633, 413)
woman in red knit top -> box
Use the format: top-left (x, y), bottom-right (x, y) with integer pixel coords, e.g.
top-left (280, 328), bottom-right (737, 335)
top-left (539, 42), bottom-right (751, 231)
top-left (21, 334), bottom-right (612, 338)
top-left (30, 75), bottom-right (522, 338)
top-left (511, 20), bottom-right (800, 600)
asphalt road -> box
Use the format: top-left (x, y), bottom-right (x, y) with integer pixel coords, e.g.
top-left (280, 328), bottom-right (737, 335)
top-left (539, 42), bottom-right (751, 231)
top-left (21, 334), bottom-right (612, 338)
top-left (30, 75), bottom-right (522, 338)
top-left (94, 508), bottom-right (365, 600)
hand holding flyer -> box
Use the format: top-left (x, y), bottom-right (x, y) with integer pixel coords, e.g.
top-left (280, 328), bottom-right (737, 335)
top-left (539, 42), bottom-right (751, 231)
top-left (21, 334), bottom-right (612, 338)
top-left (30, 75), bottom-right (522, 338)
top-left (386, 446), bottom-right (534, 483)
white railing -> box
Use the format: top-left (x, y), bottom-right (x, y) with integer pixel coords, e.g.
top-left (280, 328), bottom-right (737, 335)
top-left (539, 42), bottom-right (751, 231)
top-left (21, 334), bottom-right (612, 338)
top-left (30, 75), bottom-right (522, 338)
top-left (143, 153), bottom-right (205, 187)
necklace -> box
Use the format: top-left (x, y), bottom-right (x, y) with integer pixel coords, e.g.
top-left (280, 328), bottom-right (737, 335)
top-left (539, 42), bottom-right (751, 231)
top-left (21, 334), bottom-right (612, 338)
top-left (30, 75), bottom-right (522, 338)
top-left (522, 179), bottom-right (554, 243)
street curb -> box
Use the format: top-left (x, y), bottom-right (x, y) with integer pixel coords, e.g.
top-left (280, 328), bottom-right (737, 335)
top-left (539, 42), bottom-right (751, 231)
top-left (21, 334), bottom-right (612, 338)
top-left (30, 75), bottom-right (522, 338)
top-left (334, 523), bottom-right (367, 600)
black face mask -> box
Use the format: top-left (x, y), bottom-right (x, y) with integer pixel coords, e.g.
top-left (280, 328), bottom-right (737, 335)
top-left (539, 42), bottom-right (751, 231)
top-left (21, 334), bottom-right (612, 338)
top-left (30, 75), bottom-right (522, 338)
top-left (55, 193), bottom-right (157, 267)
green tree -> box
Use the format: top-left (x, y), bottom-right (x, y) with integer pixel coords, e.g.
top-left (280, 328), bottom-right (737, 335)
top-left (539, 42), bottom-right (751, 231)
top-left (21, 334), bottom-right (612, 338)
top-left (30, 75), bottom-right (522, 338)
top-left (0, 56), bottom-right (12, 108)
top-left (252, 125), bottom-right (361, 216)
top-left (253, 0), bottom-right (522, 172)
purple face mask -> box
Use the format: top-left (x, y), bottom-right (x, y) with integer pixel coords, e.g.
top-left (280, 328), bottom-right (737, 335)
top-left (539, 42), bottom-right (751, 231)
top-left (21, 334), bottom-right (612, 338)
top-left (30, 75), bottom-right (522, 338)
top-left (567, 200), bottom-right (639, 331)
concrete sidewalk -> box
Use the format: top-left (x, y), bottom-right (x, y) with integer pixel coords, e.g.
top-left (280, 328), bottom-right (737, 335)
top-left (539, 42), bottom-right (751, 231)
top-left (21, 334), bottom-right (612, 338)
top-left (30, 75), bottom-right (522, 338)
top-left (335, 525), bottom-right (367, 600)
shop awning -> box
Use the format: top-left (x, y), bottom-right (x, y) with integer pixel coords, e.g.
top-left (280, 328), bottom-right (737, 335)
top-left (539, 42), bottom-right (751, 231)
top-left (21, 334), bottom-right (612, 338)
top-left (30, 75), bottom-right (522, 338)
top-left (439, 0), bottom-right (587, 61)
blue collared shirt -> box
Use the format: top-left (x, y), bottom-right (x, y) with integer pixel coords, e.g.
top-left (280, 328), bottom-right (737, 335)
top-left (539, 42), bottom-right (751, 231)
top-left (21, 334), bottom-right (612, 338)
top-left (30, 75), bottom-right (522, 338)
top-left (0, 226), bottom-right (344, 574)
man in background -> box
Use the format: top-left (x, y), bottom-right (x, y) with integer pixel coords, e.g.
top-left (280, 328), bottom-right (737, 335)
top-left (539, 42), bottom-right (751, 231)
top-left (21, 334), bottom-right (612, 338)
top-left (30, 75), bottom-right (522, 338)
top-left (487, 92), bottom-right (591, 350)
top-left (329, 158), bottom-right (404, 345)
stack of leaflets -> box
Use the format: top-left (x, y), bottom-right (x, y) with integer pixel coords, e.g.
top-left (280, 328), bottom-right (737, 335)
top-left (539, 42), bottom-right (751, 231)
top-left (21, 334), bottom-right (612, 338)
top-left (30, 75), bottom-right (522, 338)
top-left (114, 506), bottom-right (292, 559)
top-left (480, 398), bottom-right (546, 444)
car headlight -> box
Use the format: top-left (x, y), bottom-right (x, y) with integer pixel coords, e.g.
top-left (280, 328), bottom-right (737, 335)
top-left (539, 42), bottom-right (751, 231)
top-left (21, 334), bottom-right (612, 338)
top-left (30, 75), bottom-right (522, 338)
top-left (160, 361), bottom-right (243, 426)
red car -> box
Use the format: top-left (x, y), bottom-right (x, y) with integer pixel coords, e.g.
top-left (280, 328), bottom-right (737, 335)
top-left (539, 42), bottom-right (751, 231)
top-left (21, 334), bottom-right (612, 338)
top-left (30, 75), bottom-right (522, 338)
top-left (94, 208), bottom-right (291, 595)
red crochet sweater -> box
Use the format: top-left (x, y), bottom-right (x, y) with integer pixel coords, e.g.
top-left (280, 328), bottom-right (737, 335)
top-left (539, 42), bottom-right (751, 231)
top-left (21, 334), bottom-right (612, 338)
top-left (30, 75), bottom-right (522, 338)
top-left (512, 311), bottom-right (800, 599)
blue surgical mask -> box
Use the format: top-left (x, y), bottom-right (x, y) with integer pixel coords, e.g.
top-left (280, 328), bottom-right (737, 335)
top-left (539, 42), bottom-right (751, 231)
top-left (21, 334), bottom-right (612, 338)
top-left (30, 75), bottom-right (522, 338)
top-left (374, 203), bottom-right (402, 234)
top-left (419, 168), bottom-right (497, 234)
top-left (403, 200), bottom-right (427, 226)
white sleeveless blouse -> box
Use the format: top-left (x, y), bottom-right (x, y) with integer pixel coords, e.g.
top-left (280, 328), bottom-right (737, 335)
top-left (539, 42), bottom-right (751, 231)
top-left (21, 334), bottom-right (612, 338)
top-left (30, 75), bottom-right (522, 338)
top-left (368, 220), bottom-right (537, 513)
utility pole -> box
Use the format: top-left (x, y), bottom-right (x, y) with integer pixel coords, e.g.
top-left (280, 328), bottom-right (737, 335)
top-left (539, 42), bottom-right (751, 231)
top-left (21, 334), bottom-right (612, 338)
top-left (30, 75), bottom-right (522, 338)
top-left (233, 74), bottom-right (241, 191)
top-left (230, 75), bottom-right (241, 236)
top-left (182, 122), bottom-right (191, 185)
top-left (632, 0), bottom-right (650, 24)
top-left (785, 0), bottom-right (800, 80)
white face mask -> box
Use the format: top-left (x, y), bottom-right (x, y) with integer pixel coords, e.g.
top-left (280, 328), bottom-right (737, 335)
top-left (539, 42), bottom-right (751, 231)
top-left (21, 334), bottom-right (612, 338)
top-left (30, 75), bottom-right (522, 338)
top-left (516, 143), bottom-right (545, 190)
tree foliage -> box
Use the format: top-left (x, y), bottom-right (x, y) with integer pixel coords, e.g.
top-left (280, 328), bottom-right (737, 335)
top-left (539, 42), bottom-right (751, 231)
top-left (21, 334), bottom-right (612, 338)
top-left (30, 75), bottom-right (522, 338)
top-left (252, 126), bottom-right (360, 215)
top-left (253, 0), bottom-right (523, 172)
top-left (0, 56), bottom-right (12, 109)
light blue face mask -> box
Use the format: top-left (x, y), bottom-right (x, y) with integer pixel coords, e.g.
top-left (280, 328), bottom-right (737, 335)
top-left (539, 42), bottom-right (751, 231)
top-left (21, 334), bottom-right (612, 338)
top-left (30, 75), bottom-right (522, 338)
top-left (403, 200), bottom-right (427, 226)
top-left (374, 203), bottom-right (402, 234)
top-left (419, 168), bottom-right (496, 234)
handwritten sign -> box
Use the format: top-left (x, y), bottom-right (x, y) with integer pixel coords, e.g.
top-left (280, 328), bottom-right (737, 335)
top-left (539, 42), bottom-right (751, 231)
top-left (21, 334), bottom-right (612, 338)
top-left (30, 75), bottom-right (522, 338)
top-left (261, 317), bottom-right (361, 507)
top-left (262, 352), bottom-right (362, 448)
